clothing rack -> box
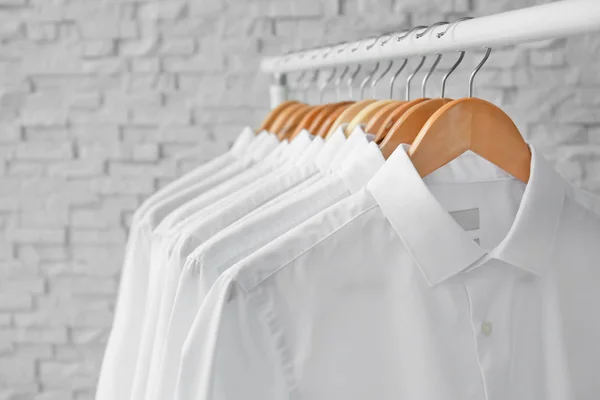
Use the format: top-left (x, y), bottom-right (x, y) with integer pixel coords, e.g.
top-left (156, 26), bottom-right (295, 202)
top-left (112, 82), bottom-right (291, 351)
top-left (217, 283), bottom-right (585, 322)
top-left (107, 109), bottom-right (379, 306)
top-left (261, 0), bottom-right (600, 107)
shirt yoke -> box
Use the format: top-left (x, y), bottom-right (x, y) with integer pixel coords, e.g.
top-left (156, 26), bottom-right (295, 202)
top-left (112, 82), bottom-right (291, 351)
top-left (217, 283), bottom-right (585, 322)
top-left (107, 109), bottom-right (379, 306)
top-left (233, 189), bottom-right (378, 293)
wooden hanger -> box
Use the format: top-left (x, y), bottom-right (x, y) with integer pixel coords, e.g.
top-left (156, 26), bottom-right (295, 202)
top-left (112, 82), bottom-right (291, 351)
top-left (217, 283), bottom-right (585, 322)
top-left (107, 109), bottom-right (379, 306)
top-left (325, 61), bottom-right (384, 139)
top-left (409, 49), bottom-right (531, 183)
top-left (306, 102), bottom-right (353, 136)
top-left (372, 55), bottom-right (429, 143)
top-left (364, 59), bottom-right (410, 135)
top-left (346, 100), bottom-right (398, 135)
top-left (269, 103), bottom-right (306, 134)
top-left (289, 105), bottom-right (328, 139)
top-left (325, 99), bottom-right (377, 139)
top-left (373, 99), bottom-right (427, 143)
top-left (277, 105), bottom-right (314, 140)
top-left (379, 98), bottom-right (451, 158)
top-left (379, 51), bottom-right (466, 157)
top-left (410, 98), bottom-right (531, 182)
top-left (344, 61), bottom-right (396, 135)
top-left (316, 103), bottom-right (353, 138)
top-left (364, 101), bottom-right (406, 135)
top-left (257, 101), bottom-right (299, 133)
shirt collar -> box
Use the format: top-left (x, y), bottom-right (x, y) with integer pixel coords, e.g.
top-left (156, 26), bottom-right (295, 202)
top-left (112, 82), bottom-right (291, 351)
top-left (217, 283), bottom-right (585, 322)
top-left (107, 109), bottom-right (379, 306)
top-left (231, 126), bottom-right (255, 158)
top-left (285, 129), bottom-right (313, 162)
top-left (315, 126), bottom-right (346, 173)
top-left (339, 142), bottom-right (385, 194)
top-left (329, 125), bottom-right (369, 173)
top-left (259, 135), bottom-right (286, 163)
top-left (297, 133), bottom-right (324, 166)
top-left (368, 144), bottom-right (566, 287)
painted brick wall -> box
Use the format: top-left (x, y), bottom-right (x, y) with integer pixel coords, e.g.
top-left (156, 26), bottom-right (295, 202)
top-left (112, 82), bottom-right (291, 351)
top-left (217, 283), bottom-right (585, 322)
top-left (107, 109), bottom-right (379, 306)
top-left (0, 0), bottom-right (599, 398)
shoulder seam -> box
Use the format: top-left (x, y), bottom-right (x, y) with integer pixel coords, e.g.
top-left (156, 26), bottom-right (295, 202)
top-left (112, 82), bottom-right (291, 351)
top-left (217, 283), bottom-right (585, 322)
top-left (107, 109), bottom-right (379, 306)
top-left (240, 202), bottom-right (379, 293)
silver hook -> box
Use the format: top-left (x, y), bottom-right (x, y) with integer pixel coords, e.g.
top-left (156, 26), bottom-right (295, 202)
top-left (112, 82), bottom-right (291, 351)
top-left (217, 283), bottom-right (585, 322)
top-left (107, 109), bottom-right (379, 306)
top-left (335, 66), bottom-right (349, 101)
top-left (294, 71), bottom-right (307, 101)
top-left (389, 59), bottom-right (408, 99)
top-left (337, 42), bottom-right (350, 54)
top-left (469, 47), bottom-right (492, 98)
top-left (319, 68), bottom-right (337, 103)
top-left (366, 32), bottom-right (393, 50)
top-left (395, 25), bottom-right (427, 42)
top-left (441, 51), bottom-right (465, 98)
top-left (421, 54), bottom-right (442, 98)
top-left (406, 56), bottom-right (426, 100)
top-left (437, 17), bottom-right (473, 38)
top-left (415, 21), bottom-right (449, 39)
top-left (305, 69), bottom-right (320, 104)
top-left (347, 64), bottom-right (361, 99)
top-left (378, 32), bottom-right (396, 46)
top-left (371, 60), bottom-right (393, 98)
top-left (360, 62), bottom-right (380, 100)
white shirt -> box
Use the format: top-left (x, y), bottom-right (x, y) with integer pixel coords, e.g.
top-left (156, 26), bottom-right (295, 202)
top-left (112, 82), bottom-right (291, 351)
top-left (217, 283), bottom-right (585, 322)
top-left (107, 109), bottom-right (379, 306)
top-left (96, 128), bottom-right (262, 400)
top-left (154, 132), bottom-right (310, 234)
top-left (176, 145), bottom-right (600, 400)
top-left (131, 127), bottom-right (255, 225)
top-left (152, 139), bottom-right (381, 400)
top-left (130, 132), bottom-right (316, 400)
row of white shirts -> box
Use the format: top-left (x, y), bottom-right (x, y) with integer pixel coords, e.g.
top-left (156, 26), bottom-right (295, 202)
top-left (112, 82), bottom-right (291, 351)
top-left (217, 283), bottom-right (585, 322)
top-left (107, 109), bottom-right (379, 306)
top-left (97, 124), bottom-right (600, 400)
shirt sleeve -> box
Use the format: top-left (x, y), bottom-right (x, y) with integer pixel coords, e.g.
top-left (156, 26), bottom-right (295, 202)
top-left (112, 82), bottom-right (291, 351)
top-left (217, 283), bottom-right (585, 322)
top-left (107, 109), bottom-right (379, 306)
top-left (176, 272), bottom-right (288, 400)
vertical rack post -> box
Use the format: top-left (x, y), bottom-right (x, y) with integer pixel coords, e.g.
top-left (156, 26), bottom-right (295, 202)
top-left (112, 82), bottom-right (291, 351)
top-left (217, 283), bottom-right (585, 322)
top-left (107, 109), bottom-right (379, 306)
top-left (269, 72), bottom-right (288, 109)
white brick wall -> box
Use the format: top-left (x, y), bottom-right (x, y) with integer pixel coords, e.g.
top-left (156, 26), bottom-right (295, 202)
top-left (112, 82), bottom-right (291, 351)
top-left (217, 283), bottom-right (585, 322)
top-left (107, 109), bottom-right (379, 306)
top-left (0, 0), bottom-right (599, 398)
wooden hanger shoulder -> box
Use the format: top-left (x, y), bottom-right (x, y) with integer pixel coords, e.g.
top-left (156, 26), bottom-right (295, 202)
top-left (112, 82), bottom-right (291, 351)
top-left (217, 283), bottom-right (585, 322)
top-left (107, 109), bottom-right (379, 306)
top-left (307, 102), bottom-right (351, 136)
top-left (278, 105), bottom-right (314, 140)
top-left (289, 105), bottom-right (328, 140)
top-left (363, 101), bottom-right (406, 135)
top-left (409, 97), bottom-right (531, 183)
top-left (316, 103), bottom-right (354, 138)
top-left (345, 100), bottom-right (397, 136)
top-left (379, 98), bottom-right (452, 159)
top-left (373, 98), bottom-right (428, 144)
top-left (257, 101), bottom-right (299, 133)
top-left (325, 99), bottom-right (377, 139)
top-left (269, 103), bottom-right (309, 137)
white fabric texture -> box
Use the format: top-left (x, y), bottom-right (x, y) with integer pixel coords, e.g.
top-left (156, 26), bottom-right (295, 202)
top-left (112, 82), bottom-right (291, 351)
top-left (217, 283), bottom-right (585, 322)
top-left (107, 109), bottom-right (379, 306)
top-left (152, 139), bottom-right (380, 400)
top-left (131, 131), bottom-right (316, 400)
top-left (131, 136), bottom-right (310, 399)
top-left (176, 144), bottom-right (600, 400)
top-left (95, 128), bottom-right (256, 400)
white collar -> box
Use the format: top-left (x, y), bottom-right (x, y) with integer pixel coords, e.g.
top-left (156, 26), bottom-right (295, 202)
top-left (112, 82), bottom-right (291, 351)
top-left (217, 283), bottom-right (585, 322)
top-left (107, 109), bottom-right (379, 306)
top-left (315, 126), bottom-right (346, 173)
top-left (328, 125), bottom-right (370, 173)
top-left (368, 144), bottom-right (567, 286)
top-left (230, 127), bottom-right (255, 158)
top-left (338, 142), bottom-right (385, 194)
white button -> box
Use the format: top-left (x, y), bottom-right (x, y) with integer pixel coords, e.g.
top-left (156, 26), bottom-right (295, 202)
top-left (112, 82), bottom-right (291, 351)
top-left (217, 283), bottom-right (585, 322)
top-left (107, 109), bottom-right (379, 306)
top-left (481, 321), bottom-right (493, 337)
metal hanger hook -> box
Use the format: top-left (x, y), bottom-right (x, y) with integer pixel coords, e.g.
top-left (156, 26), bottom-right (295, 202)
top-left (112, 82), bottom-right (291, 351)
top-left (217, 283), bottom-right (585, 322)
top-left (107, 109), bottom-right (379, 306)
top-left (347, 64), bottom-right (361, 99)
top-left (389, 59), bottom-right (408, 99)
top-left (396, 25), bottom-right (427, 42)
top-left (335, 65), bottom-right (349, 101)
top-left (319, 67), bottom-right (337, 103)
top-left (360, 62), bottom-right (380, 100)
top-left (441, 50), bottom-right (465, 98)
top-left (406, 56), bottom-right (426, 100)
top-left (366, 32), bottom-right (393, 50)
top-left (371, 60), bottom-right (393, 98)
top-left (421, 53), bottom-right (442, 98)
top-left (437, 17), bottom-right (473, 38)
top-left (304, 69), bottom-right (320, 104)
top-left (415, 21), bottom-right (449, 39)
top-left (294, 71), bottom-right (308, 101)
top-left (469, 47), bottom-right (492, 98)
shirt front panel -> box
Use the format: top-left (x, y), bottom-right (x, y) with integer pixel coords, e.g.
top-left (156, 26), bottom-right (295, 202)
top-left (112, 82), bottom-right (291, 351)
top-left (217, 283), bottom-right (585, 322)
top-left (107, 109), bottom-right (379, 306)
top-left (96, 128), bottom-right (253, 400)
top-left (177, 149), bottom-right (600, 400)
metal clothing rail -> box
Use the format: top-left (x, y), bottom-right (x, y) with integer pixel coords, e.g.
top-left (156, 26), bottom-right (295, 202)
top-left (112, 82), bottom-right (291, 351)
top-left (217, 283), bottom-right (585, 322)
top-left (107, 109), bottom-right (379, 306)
top-left (261, 0), bottom-right (600, 106)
